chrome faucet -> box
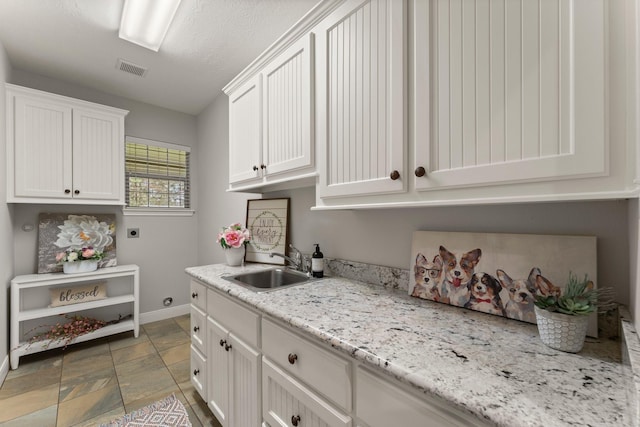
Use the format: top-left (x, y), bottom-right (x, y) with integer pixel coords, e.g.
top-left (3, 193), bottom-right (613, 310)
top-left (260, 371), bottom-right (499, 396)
top-left (269, 244), bottom-right (310, 274)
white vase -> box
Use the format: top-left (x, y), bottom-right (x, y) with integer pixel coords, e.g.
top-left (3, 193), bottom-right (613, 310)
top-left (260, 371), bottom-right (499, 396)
top-left (224, 247), bottom-right (245, 266)
top-left (63, 260), bottom-right (99, 274)
top-left (534, 306), bottom-right (589, 353)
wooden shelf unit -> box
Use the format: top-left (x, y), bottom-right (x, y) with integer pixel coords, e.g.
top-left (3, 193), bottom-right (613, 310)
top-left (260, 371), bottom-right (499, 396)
top-left (10, 264), bottom-right (139, 369)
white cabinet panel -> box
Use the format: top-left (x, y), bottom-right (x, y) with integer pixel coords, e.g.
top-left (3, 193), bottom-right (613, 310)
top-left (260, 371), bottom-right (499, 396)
top-left (316, 0), bottom-right (405, 198)
top-left (414, 0), bottom-right (607, 191)
top-left (207, 317), bottom-right (230, 426)
top-left (229, 75), bottom-right (262, 185)
top-left (262, 357), bottom-right (351, 427)
top-left (72, 108), bottom-right (122, 201)
top-left (263, 33), bottom-right (314, 177)
top-left (12, 95), bottom-right (72, 199)
top-left (228, 333), bottom-right (261, 427)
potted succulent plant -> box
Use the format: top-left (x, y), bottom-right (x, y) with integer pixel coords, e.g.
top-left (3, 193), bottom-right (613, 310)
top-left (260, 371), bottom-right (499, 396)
top-left (534, 273), bottom-right (613, 353)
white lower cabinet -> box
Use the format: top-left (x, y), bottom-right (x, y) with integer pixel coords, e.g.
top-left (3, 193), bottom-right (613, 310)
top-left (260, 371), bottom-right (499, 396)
top-left (355, 367), bottom-right (488, 427)
top-left (262, 357), bottom-right (351, 427)
top-left (205, 290), bottom-right (261, 427)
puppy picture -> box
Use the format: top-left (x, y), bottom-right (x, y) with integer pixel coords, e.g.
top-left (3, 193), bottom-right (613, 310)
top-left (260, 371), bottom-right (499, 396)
top-left (409, 231), bottom-right (597, 336)
top-left (465, 272), bottom-right (505, 316)
top-left (439, 246), bottom-right (481, 307)
top-left (411, 253), bottom-right (442, 301)
top-left (496, 268), bottom-right (540, 323)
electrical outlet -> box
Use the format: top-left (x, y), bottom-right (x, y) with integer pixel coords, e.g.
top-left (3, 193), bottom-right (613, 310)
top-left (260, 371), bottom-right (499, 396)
top-left (127, 228), bottom-right (140, 238)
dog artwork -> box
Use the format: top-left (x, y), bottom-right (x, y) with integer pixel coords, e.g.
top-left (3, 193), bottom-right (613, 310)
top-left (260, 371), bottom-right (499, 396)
top-left (411, 253), bottom-right (443, 301)
top-left (439, 246), bottom-right (482, 307)
top-left (464, 273), bottom-right (506, 316)
top-left (496, 268), bottom-right (541, 323)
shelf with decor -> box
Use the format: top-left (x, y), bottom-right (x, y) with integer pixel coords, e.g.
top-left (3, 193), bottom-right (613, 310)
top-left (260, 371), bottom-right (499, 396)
top-left (10, 264), bottom-right (139, 369)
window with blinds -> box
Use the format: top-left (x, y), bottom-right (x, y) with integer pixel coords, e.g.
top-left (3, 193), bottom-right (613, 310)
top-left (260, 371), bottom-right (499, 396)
top-left (125, 137), bottom-right (190, 209)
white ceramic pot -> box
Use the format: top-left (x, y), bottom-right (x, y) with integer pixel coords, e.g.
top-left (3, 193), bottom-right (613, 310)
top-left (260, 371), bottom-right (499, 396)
top-left (224, 247), bottom-right (245, 267)
top-left (534, 306), bottom-right (589, 353)
top-left (63, 260), bottom-right (99, 274)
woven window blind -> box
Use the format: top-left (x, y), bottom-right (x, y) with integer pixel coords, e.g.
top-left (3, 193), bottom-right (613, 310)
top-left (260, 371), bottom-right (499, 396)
top-left (125, 137), bottom-right (191, 209)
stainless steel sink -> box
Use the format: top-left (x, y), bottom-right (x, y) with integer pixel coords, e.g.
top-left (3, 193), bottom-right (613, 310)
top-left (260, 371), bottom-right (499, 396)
top-left (223, 268), bottom-right (316, 292)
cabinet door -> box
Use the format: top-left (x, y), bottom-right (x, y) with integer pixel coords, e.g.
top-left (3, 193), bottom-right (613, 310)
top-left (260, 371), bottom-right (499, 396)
top-left (262, 358), bottom-right (351, 427)
top-left (72, 107), bottom-right (123, 201)
top-left (262, 33), bottom-right (314, 177)
top-left (316, 0), bottom-right (405, 198)
top-left (414, 0), bottom-right (607, 191)
top-left (229, 75), bottom-right (263, 185)
top-left (207, 317), bottom-right (230, 426)
top-left (11, 94), bottom-right (73, 199)
top-left (228, 333), bottom-right (261, 427)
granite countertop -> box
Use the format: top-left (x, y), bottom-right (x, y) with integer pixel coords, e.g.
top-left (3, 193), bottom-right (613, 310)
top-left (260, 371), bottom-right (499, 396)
top-left (186, 263), bottom-right (635, 427)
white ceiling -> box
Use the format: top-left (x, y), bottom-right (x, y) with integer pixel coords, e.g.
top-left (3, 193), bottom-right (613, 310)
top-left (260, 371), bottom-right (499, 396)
top-left (0, 0), bottom-right (319, 115)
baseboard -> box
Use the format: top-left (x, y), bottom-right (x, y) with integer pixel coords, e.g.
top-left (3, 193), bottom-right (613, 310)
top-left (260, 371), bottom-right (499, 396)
top-left (0, 354), bottom-right (9, 387)
top-left (139, 303), bottom-right (190, 325)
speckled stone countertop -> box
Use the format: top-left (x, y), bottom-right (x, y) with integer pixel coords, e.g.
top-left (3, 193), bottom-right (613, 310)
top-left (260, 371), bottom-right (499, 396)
top-left (186, 263), bottom-right (634, 427)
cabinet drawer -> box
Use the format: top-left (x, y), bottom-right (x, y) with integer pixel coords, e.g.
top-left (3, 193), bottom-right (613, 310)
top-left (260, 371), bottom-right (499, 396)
top-left (263, 357), bottom-right (351, 427)
top-left (262, 318), bottom-right (351, 411)
top-left (207, 288), bottom-right (260, 348)
top-left (191, 345), bottom-right (206, 400)
top-left (356, 367), bottom-right (488, 427)
top-left (190, 305), bottom-right (206, 354)
top-left (190, 280), bottom-right (207, 311)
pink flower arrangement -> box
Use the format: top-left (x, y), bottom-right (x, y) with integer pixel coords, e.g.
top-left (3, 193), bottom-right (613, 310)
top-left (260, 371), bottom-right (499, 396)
top-left (56, 246), bottom-right (104, 264)
top-left (217, 223), bottom-right (251, 249)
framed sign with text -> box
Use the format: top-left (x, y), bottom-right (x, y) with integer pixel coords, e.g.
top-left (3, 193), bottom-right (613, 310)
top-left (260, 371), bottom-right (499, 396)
top-left (245, 198), bottom-right (290, 264)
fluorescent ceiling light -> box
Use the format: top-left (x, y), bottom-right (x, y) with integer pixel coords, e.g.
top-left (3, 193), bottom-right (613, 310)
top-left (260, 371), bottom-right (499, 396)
top-left (119, 0), bottom-right (182, 52)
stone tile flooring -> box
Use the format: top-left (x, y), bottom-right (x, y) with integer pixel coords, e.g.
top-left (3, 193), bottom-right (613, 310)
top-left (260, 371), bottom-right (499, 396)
top-left (0, 315), bottom-right (222, 427)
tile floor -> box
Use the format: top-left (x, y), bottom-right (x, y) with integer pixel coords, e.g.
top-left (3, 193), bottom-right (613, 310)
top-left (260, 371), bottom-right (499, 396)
top-left (0, 315), bottom-right (222, 427)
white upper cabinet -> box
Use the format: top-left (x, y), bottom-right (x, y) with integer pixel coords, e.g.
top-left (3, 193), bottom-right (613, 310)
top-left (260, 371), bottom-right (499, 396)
top-left (228, 75), bottom-right (263, 186)
top-left (414, 0), bottom-right (607, 191)
top-left (316, 0), bottom-right (406, 199)
top-left (226, 33), bottom-right (316, 191)
top-left (6, 84), bottom-right (128, 205)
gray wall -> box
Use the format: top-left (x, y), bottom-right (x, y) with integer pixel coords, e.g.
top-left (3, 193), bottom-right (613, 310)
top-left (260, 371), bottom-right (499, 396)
top-left (0, 40), bottom-right (14, 377)
top-left (9, 69), bottom-right (198, 316)
top-left (196, 93), bottom-right (257, 266)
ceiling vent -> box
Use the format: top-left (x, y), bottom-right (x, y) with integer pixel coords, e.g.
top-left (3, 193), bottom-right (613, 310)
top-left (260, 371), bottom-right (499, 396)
top-left (116, 58), bottom-right (148, 77)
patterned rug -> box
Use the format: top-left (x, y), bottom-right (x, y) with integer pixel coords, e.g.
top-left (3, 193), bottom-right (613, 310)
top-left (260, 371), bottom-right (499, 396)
top-left (100, 393), bottom-right (191, 427)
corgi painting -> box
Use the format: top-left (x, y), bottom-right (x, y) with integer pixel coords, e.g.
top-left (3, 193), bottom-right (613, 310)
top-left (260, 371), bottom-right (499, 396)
top-left (409, 231), bottom-right (598, 337)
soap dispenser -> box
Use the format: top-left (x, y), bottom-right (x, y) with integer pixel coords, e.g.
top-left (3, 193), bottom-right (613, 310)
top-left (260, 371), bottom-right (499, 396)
top-left (312, 244), bottom-right (324, 278)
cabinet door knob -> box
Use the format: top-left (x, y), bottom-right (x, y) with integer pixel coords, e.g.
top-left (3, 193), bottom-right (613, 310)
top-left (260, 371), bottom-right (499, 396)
top-left (193, 326), bottom-right (199, 333)
top-left (219, 339), bottom-right (226, 347)
top-left (74, 189), bottom-right (80, 195)
top-left (414, 166), bottom-right (426, 177)
top-left (193, 369), bottom-right (199, 376)
top-left (260, 164), bottom-right (266, 169)
top-left (288, 353), bottom-right (298, 365)
top-left (291, 415), bottom-right (301, 426)
top-left (191, 292), bottom-right (198, 299)
top-left (225, 343), bottom-right (232, 351)
top-left (64, 189), bottom-right (71, 194)
top-left (390, 170), bottom-right (400, 180)
top-left (252, 165), bottom-right (259, 171)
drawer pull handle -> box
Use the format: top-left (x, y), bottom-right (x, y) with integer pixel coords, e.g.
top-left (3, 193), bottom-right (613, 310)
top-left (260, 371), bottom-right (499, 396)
top-left (225, 343), bottom-right (232, 351)
top-left (291, 415), bottom-right (301, 426)
top-left (193, 326), bottom-right (199, 333)
top-left (193, 369), bottom-right (199, 376)
top-left (219, 339), bottom-right (226, 347)
top-left (288, 353), bottom-right (298, 365)
top-left (191, 292), bottom-right (198, 299)
top-left (414, 166), bottom-right (426, 177)
top-left (390, 170), bottom-right (400, 180)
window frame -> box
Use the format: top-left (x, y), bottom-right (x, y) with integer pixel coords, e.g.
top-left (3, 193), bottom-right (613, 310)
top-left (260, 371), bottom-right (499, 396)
top-left (123, 136), bottom-right (194, 217)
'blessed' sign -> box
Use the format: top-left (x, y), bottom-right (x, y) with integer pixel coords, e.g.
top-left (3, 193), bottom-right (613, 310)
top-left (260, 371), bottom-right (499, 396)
top-left (50, 283), bottom-right (107, 307)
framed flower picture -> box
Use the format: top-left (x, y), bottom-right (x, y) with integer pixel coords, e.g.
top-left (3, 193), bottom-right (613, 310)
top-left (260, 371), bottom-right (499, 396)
top-left (245, 198), bottom-right (290, 264)
top-left (38, 213), bottom-right (117, 273)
